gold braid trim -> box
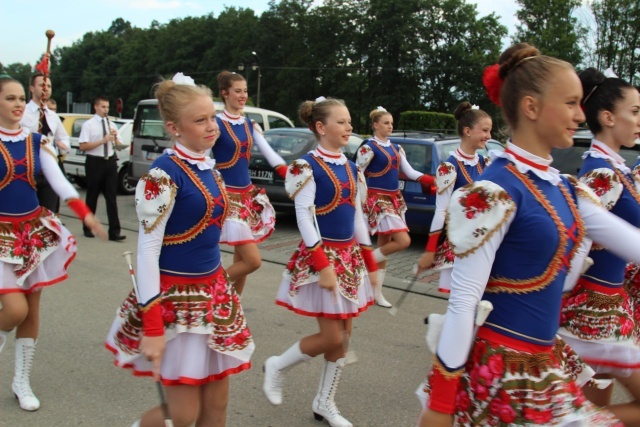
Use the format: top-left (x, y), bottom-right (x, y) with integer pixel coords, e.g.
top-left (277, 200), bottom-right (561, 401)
top-left (140, 173), bottom-right (177, 234)
top-left (456, 158), bottom-right (483, 185)
top-left (313, 156), bottom-right (356, 215)
top-left (0, 141), bottom-right (13, 191)
top-left (432, 356), bottom-right (464, 380)
top-left (286, 161), bottom-right (314, 200)
top-left (609, 160), bottom-right (640, 207)
top-left (364, 142), bottom-right (399, 178)
top-left (216, 120), bottom-right (253, 170)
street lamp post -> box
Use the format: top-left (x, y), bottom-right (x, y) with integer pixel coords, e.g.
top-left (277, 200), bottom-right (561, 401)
top-left (251, 51), bottom-right (261, 108)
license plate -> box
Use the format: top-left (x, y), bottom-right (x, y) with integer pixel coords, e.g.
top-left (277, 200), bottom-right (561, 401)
top-left (399, 180), bottom-right (405, 190)
top-left (75, 149), bottom-right (86, 156)
top-left (146, 151), bottom-right (161, 161)
top-left (249, 169), bottom-right (273, 181)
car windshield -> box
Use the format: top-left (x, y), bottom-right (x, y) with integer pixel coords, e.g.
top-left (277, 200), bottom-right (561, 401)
top-left (440, 140), bottom-right (504, 158)
top-left (134, 105), bottom-right (168, 139)
top-left (400, 143), bottom-right (432, 174)
top-left (262, 132), bottom-right (315, 158)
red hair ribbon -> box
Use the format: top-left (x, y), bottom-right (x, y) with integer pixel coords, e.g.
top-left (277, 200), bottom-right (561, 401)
top-left (35, 54), bottom-right (50, 76)
top-left (482, 64), bottom-right (503, 107)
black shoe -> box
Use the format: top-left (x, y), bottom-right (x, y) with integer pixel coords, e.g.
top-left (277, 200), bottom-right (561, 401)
top-left (83, 230), bottom-right (94, 238)
top-left (109, 235), bottom-right (126, 242)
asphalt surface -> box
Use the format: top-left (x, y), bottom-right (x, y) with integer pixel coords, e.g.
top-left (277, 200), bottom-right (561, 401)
top-left (0, 189), bottom-right (630, 426)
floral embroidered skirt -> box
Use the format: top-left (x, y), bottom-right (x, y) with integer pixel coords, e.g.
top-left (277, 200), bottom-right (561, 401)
top-left (0, 207), bottom-right (76, 294)
top-left (105, 268), bottom-right (254, 385)
top-left (418, 329), bottom-right (622, 426)
top-left (276, 240), bottom-right (374, 319)
top-left (363, 189), bottom-right (408, 235)
top-left (220, 185), bottom-right (275, 245)
top-left (558, 277), bottom-right (640, 376)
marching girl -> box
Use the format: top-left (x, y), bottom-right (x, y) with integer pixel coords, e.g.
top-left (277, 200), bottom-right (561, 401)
top-left (212, 71), bottom-right (287, 295)
top-left (0, 76), bottom-right (105, 411)
top-left (263, 97), bottom-right (377, 427)
top-left (356, 107), bottom-right (435, 307)
top-left (106, 74), bottom-right (254, 427)
top-left (418, 43), bottom-right (640, 427)
top-left (557, 68), bottom-right (640, 423)
top-left (416, 102), bottom-right (492, 293)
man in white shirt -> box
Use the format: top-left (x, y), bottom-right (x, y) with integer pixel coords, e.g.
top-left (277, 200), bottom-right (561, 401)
top-left (20, 72), bottom-right (70, 213)
top-left (78, 96), bottom-right (126, 241)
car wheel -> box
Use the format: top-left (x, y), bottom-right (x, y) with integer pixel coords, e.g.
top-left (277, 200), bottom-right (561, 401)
top-left (118, 165), bottom-right (136, 195)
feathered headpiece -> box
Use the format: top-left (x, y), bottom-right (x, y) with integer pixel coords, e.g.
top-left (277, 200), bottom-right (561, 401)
top-left (482, 64), bottom-right (502, 107)
top-left (35, 54), bottom-right (50, 76)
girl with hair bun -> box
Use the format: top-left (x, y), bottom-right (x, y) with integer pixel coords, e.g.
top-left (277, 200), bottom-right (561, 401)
top-left (417, 43), bottom-right (640, 426)
top-left (106, 73), bottom-right (254, 427)
top-left (212, 70), bottom-right (288, 295)
top-left (263, 97), bottom-right (377, 427)
top-left (415, 102), bottom-right (492, 292)
top-left (356, 107), bottom-right (435, 307)
top-left (556, 68), bottom-right (640, 423)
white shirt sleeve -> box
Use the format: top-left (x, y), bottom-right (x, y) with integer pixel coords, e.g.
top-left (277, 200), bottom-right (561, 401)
top-left (136, 201), bottom-right (175, 305)
top-left (293, 178), bottom-right (323, 247)
top-left (253, 130), bottom-right (285, 168)
top-left (429, 185), bottom-right (454, 234)
top-left (580, 197), bottom-right (640, 263)
top-left (354, 184), bottom-right (372, 245)
top-left (436, 213), bottom-right (514, 369)
top-left (399, 151), bottom-right (424, 181)
top-left (48, 110), bottom-right (70, 153)
top-left (40, 146), bottom-right (79, 201)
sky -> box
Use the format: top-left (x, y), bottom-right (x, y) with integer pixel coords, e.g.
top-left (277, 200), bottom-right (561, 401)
top-left (2, 0), bottom-right (521, 66)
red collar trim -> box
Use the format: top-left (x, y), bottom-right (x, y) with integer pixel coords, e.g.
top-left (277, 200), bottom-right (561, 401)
top-left (317, 146), bottom-right (342, 159)
top-left (505, 148), bottom-right (549, 172)
top-left (0, 127), bottom-right (23, 136)
top-left (456, 147), bottom-right (475, 160)
top-left (174, 145), bottom-right (205, 161)
top-left (223, 110), bottom-right (241, 120)
top-left (592, 144), bottom-right (610, 156)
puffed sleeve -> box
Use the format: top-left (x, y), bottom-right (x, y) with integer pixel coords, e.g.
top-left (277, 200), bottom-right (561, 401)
top-left (425, 162), bottom-right (457, 252)
top-left (355, 144), bottom-right (373, 171)
top-left (428, 181), bottom-right (516, 414)
top-left (579, 168), bottom-right (622, 210)
top-left (632, 163), bottom-right (640, 190)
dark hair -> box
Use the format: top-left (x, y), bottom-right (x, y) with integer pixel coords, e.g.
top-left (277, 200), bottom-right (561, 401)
top-left (454, 102), bottom-right (490, 137)
top-left (580, 67), bottom-right (635, 134)
top-left (0, 76), bottom-right (21, 93)
top-left (299, 98), bottom-right (346, 139)
top-left (94, 95), bottom-right (109, 105)
top-left (30, 72), bottom-right (45, 86)
top-left (217, 71), bottom-right (245, 107)
top-left (497, 43), bottom-right (573, 128)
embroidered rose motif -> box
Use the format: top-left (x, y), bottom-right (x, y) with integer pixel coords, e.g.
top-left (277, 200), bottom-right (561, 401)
top-left (144, 177), bottom-right (162, 200)
top-left (524, 407), bottom-right (552, 424)
top-left (438, 163), bottom-right (449, 176)
top-left (455, 390), bottom-right (471, 411)
top-left (459, 187), bottom-right (491, 219)
top-left (590, 173), bottom-right (613, 196)
top-left (290, 163), bottom-right (303, 176)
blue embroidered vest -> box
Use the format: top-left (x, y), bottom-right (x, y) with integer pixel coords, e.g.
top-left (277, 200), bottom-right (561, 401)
top-left (212, 116), bottom-right (254, 188)
top-left (362, 139), bottom-right (401, 191)
top-left (0, 134), bottom-right (41, 216)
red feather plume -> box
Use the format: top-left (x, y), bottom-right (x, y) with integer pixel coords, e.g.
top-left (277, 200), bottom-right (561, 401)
top-left (35, 54), bottom-right (50, 76)
top-left (482, 64), bottom-right (503, 107)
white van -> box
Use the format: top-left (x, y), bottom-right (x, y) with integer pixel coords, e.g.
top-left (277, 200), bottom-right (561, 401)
top-left (128, 99), bottom-right (294, 185)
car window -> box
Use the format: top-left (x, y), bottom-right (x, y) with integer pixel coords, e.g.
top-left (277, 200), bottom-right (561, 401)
top-left (264, 132), bottom-right (314, 158)
top-left (246, 113), bottom-right (264, 129)
top-left (268, 115), bottom-right (292, 129)
top-left (401, 143), bottom-right (432, 174)
top-left (440, 140), bottom-right (504, 159)
top-left (343, 135), bottom-right (364, 158)
top-left (72, 119), bottom-right (88, 138)
top-left (134, 105), bottom-right (168, 139)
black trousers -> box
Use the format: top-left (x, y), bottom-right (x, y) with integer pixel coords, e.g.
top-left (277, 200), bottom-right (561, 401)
top-left (84, 155), bottom-right (121, 237)
top-left (36, 157), bottom-right (65, 213)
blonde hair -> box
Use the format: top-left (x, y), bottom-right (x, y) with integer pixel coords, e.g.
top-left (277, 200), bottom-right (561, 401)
top-left (299, 98), bottom-right (346, 138)
top-left (369, 108), bottom-right (391, 126)
top-left (154, 79), bottom-right (213, 125)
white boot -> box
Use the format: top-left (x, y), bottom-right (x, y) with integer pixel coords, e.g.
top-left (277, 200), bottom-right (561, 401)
top-left (130, 421), bottom-right (140, 427)
top-left (12, 338), bottom-right (40, 411)
top-left (374, 269), bottom-right (392, 308)
top-left (263, 341), bottom-right (311, 405)
top-left (0, 329), bottom-right (9, 354)
top-left (372, 248), bottom-right (387, 263)
top-left (312, 358), bottom-right (352, 427)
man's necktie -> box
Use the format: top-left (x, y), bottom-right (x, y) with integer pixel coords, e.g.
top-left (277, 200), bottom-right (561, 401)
top-left (38, 108), bottom-right (52, 135)
top-left (101, 118), bottom-right (109, 158)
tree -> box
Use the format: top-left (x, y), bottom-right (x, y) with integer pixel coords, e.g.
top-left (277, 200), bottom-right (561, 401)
top-left (513, 0), bottom-right (586, 65)
top-left (0, 62), bottom-right (32, 92)
top-left (588, 0), bottom-right (640, 85)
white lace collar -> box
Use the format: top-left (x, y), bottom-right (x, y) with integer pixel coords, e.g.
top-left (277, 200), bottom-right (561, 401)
top-left (491, 141), bottom-right (562, 185)
top-left (583, 139), bottom-right (630, 173)
top-left (218, 110), bottom-right (246, 125)
top-left (0, 125), bottom-right (30, 143)
top-left (311, 145), bottom-right (347, 165)
top-left (372, 136), bottom-right (391, 147)
top-left (452, 147), bottom-right (479, 166)
top-left (165, 142), bottom-right (216, 170)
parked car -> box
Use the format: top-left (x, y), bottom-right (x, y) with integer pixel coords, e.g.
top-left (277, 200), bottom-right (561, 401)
top-left (128, 99), bottom-right (295, 185)
top-left (392, 135), bottom-right (505, 234)
top-left (59, 113), bottom-right (135, 194)
top-left (248, 128), bottom-right (364, 210)
top-left (551, 129), bottom-right (640, 176)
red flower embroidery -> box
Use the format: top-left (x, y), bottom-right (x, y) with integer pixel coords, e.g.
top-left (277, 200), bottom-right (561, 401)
top-left (591, 175), bottom-right (612, 196)
top-left (523, 407), bottom-right (552, 424)
top-left (438, 163), bottom-right (449, 176)
top-left (290, 163), bottom-right (303, 176)
top-left (144, 178), bottom-right (162, 200)
top-left (459, 188), bottom-right (491, 219)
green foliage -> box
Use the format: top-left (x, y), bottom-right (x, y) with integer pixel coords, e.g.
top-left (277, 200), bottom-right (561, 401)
top-left (0, 62), bottom-right (32, 92)
top-left (513, 0), bottom-right (585, 65)
top-left (398, 111), bottom-right (457, 131)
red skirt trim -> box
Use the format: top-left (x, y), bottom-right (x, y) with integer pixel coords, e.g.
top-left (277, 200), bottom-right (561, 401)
top-left (577, 277), bottom-right (623, 294)
top-left (221, 234), bottom-right (271, 246)
top-left (0, 206), bottom-right (42, 222)
top-left (477, 326), bottom-right (554, 353)
top-left (375, 227), bottom-right (409, 235)
top-left (581, 356), bottom-right (640, 370)
top-left (159, 268), bottom-right (222, 285)
top-left (275, 299), bottom-right (374, 319)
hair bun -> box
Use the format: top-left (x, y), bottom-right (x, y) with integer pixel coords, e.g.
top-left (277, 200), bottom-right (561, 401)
top-left (498, 43), bottom-right (540, 80)
top-left (155, 80), bottom-right (177, 103)
top-left (454, 102), bottom-right (472, 120)
top-left (579, 67), bottom-right (606, 99)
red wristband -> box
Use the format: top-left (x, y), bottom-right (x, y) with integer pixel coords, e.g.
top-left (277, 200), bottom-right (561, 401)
top-left (425, 231), bottom-right (441, 252)
top-left (141, 303), bottom-right (164, 337)
top-left (275, 164), bottom-right (288, 179)
top-left (309, 245), bottom-right (330, 271)
top-left (360, 246), bottom-right (379, 272)
top-left (418, 174), bottom-right (435, 187)
top-left (427, 357), bottom-right (463, 414)
top-left (67, 198), bottom-right (92, 220)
